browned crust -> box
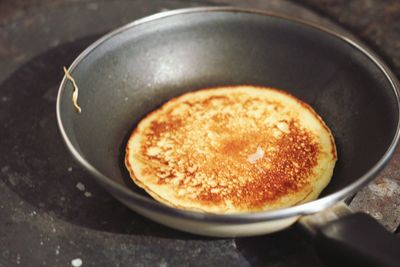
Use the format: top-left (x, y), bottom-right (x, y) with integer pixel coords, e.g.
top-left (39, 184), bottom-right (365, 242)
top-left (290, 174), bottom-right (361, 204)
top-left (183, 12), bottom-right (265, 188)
top-left (124, 155), bottom-right (207, 212)
top-left (247, 85), bottom-right (337, 161)
top-left (125, 85), bottom-right (336, 161)
top-left (125, 85), bottom-right (336, 212)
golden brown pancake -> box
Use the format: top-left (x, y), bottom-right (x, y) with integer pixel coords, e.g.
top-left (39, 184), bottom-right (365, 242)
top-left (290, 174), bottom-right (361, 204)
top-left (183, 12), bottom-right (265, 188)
top-left (125, 86), bottom-right (337, 213)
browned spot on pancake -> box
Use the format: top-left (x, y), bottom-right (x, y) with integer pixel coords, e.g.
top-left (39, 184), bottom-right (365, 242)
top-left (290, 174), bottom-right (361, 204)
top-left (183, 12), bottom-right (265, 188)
top-left (126, 86), bottom-right (336, 213)
top-left (149, 117), bottom-right (182, 138)
top-left (197, 121), bottom-right (319, 208)
top-left (201, 95), bottom-right (230, 105)
top-left (137, 93), bottom-right (321, 208)
top-left (220, 138), bottom-right (250, 155)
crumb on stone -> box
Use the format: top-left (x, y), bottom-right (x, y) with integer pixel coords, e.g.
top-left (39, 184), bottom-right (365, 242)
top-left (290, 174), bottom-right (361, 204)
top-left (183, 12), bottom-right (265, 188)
top-left (76, 182), bottom-right (85, 191)
top-left (71, 258), bottom-right (82, 267)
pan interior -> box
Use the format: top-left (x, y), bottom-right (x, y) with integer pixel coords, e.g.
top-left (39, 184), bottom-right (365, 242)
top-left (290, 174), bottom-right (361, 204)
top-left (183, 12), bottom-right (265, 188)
top-left (59, 11), bottom-right (399, 203)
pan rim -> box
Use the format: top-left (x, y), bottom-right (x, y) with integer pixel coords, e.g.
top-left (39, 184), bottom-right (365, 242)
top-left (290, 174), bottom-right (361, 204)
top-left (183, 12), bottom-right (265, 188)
top-left (56, 6), bottom-right (400, 224)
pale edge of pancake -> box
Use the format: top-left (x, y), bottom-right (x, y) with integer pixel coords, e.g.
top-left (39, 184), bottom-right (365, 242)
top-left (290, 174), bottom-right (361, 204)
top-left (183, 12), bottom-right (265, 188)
top-left (125, 86), bottom-right (337, 214)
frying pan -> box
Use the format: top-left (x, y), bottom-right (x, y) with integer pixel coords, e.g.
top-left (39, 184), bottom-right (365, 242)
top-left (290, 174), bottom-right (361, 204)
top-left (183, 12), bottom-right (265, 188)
top-left (57, 7), bottom-right (400, 267)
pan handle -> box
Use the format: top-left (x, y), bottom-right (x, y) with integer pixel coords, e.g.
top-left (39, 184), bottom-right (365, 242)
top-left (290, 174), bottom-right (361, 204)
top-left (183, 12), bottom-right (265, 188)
top-left (300, 202), bottom-right (400, 267)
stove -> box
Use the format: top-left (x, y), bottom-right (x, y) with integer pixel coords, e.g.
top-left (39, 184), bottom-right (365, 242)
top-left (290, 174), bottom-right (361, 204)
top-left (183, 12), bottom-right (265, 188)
top-left (1, 1), bottom-right (399, 266)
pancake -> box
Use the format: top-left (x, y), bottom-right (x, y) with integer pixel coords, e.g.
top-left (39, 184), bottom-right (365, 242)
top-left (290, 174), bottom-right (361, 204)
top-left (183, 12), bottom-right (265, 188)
top-left (125, 86), bottom-right (337, 213)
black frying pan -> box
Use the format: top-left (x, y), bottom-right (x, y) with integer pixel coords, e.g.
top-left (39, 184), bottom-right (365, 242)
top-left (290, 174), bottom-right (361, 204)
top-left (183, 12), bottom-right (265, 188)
top-left (57, 7), bottom-right (400, 267)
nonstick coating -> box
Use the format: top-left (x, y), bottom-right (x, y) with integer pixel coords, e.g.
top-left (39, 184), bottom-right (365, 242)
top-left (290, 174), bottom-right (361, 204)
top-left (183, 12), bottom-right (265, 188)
top-left (58, 9), bottom-right (399, 221)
